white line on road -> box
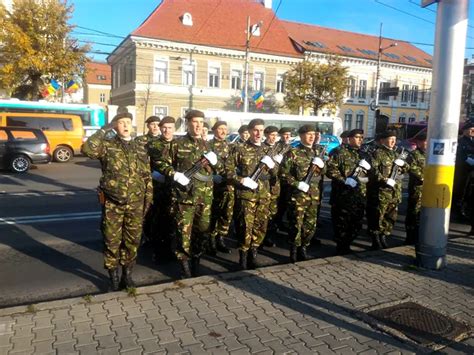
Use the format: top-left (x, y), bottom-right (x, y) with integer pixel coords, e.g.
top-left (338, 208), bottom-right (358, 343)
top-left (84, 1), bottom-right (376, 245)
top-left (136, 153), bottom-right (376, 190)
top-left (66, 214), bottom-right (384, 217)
top-left (0, 211), bottom-right (101, 225)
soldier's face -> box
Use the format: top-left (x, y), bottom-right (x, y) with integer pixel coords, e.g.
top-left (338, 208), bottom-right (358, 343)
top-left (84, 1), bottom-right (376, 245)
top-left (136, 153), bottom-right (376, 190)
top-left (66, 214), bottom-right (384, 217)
top-left (160, 123), bottom-right (175, 141)
top-left (147, 122), bottom-right (160, 136)
top-left (348, 134), bottom-right (364, 148)
top-left (382, 136), bottom-right (397, 149)
top-left (115, 118), bottom-right (133, 139)
top-left (464, 127), bottom-right (474, 137)
top-left (250, 125), bottom-right (264, 144)
top-left (315, 131), bottom-right (321, 144)
top-left (187, 116), bottom-right (203, 137)
top-left (214, 125), bottom-right (227, 140)
top-left (240, 131), bottom-right (250, 141)
top-left (265, 132), bottom-right (278, 145)
top-left (417, 139), bottom-right (427, 151)
top-left (342, 137), bottom-right (350, 144)
top-left (300, 132), bottom-right (316, 146)
top-left (201, 127), bottom-right (209, 140)
top-left (280, 132), bottom-right (291, 144)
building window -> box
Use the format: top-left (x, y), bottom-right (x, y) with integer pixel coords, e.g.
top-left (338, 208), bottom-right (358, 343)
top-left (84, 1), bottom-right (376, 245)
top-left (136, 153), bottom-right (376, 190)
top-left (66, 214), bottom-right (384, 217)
top-left (182, 60), bottom-right (195, 86)
top-left (356, 113), bottom-right (364, 129)
top-left (99, 93), bottom-right (106, 103)
top-left (231, 69), bottom-right (242, 90)
top-left (399, 115), bottom-right (406, 123)
top-left (344, 113), bottom-right (353, 130)
top-left (97, 75), bottom-right (106, 81)
top-left (379, 82), bottom-right (391, 100)
top-left (154, 59), bottom-right (168, 84)
top-left (346, 78), bottom-right (356, 98)
top-left (276, 73), bottom-right (285, 93)
top-left (208, 66), bottom-right (220, 88)
top-left (153, 106), bottom-right (168, 118)
top-left (358, 80), bottom-right (367, 99)
top-left (401, 84), bottom-right (410, 102)
top-left (409, 115), bottom-right (416, 123)
top-left (420, 90), bottom-right (425, 103)
top-left (410, 85), bottom-right (418, 103)
top-left (253, 71), bottom-right (264, 91)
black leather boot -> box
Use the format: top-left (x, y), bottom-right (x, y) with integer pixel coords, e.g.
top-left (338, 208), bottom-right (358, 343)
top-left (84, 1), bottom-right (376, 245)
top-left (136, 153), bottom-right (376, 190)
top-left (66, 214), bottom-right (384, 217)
top-left (248, 248), bottom-right (260, 269)
top-left (239, 250), bottom-right (247, 270)
top-left (190, 256), bottom-right (200, 277)
top-left (216, 237), bottom-right (231, 253)
top-left (179, 258), bottom-right (192, 279)
top-left (379, 235), bottom-right (388, 249)
top-left (108, 268), bottom-right (120, 292)
top-left (297, 246), bottom-right (308, 261)
top-left (122, 264), bottom-right (136, 288)
top-left (289, 246), bottom-right (298, 263)
top-left (207, 237), bottom-right (217, 256)
top-left (371, 233), bottom-right (382, 250)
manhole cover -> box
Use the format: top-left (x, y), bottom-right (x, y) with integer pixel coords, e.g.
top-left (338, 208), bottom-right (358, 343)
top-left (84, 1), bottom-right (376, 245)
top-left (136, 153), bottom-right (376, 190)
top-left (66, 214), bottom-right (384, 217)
top-left (367, 302), bottom-right (470, 346)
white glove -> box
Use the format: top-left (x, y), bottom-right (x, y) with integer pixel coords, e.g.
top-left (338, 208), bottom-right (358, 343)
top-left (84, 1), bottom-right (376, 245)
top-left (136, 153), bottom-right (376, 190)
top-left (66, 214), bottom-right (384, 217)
top-left (242, 177), bottom-right (258, 190)
top-left (358, 159), bottom-right (371, 171)
top-left (297, 181), bottom-right (310, 193)
top-left (152, 170), bottom-right (165, 183)
top-left (394, 159), bottom-right (405, 167)
top-left (386, 178), bottom-right (396, 187)
top-left (466, 157), bottom-right (474, 166)
top-left (203, 151), bottom-right (218, 166)
top-left (345, 177), bottom-right (358, 188)
top-left (273, 154), bottom-right (283, 164)
top-left (312, 157), bottom-right (325, 169)
top-left (261, 155), bottom-right (275, 169)
top-left (213, 175), bottom-right (223, 184)
top-left (173, 172), bottom-right (190, 186)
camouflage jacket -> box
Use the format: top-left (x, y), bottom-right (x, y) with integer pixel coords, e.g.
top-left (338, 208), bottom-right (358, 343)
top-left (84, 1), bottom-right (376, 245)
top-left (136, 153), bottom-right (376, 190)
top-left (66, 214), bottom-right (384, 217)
top-left (326, 145), bottom-right (369, 198)
top-left (155, 133), bottom-right (212, 204)
top-left (135, 132), bottom-right (161, 148)
top-left (407, 148), bottom-right (425, 199)
top-left (208, 138), bottom-right (230, 178)
top-left (226, 140), bottom-right (276, 201)
top-left (279, 144), bottom-right (325, 197)
top-left (81, 129), bottom-right (153, 206)
top-left (263, 141), bottom-right (289, 191)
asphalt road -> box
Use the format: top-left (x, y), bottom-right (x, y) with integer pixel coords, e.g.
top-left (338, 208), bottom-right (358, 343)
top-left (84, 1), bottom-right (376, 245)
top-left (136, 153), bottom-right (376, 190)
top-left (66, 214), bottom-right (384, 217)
top-left (0, 157), bottom-right (471, 309)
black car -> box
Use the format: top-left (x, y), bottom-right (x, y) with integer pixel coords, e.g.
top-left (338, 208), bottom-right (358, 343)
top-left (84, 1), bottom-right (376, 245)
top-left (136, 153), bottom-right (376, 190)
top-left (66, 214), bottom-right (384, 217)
top-left (0, 127), bottom-right (51, 173)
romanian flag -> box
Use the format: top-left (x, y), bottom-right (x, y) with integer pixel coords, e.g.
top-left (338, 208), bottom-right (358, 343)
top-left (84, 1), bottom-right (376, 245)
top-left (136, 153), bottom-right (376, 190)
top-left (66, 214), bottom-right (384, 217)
top-left (253, 92), bottom-right (264, 109)
top-left (66, 80), bottom-right (79, 93)
top-left (47, 79), bottom-right (61, 95)
top-left (235, 90), bottom-right (244, 109)
top-left (40, 86), bottom-right (50, 98)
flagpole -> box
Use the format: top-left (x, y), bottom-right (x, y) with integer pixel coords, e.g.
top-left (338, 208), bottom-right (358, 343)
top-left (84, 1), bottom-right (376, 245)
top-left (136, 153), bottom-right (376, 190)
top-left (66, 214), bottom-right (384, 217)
top-left (243, 16), bottom-right (251, 113)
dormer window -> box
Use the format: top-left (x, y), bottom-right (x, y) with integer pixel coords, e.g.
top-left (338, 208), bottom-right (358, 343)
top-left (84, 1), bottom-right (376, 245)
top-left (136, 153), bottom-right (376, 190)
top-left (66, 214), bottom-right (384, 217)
top-left (182, 12), bottom-right (193, 26)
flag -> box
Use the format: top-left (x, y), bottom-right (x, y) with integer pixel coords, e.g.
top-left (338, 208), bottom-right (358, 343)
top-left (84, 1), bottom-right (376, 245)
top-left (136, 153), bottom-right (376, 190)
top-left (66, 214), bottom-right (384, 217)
top-left (65, 80), bottom-right (79, 93)
top-left (253, 92), bottom-right (264, 109)
top-left (40, 86), bottom-right (50, 98)
top-left (47, 79), bottom-right (61, 95)
top-left (235, 90), bottom-right (245, 108)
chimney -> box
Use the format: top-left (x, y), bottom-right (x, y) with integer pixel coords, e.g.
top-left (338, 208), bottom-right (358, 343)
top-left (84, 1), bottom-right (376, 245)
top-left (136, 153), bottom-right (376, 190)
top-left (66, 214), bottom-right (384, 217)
top-left (260, 0), bottom-right (272, 9)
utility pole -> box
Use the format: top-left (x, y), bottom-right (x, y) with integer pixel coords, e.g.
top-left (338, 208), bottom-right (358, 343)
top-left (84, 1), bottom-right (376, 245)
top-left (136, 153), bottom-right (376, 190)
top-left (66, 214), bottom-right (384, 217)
top-left (418, 0), bottom-right (469, 269)
top-left (188, 48), bottom-right (194, 111)
top-left (243, 16), bottom-right (251, 113)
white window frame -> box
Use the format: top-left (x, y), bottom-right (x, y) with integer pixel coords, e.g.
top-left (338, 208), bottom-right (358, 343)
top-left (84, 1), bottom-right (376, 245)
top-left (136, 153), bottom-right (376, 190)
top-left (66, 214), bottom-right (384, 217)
top-left (208, 62), bottom-right (221, 88)
top-left (398, 114), bottom-right (407, 123)
top-left (344, 111), bottom-right (353, 131)
top-left (182, 59), bottom-right (196, 86)
top-left (346, 78), bottom-right (356, 98)
top-left (401, 84), bottom-right (410, 102)
top-left (153, 105), bottom-right (168, 118)
top-left (355, 111), bottom-right (364, 129)
top-left (409, 114), bottom-right (416, 123)
top-left (410, 85), bottom-right (418, 103)
top-left (253, 70), bottom-right (265, 91)
top-left (276, 72), bottom-right (285, 93)
top-left (358, 79), bottom-right (367, 99)
top-left (230, 68), bottom-right (242, 90)
top-left (153, 56), bottom-right (169, 84)
top-left (99, 93), bottom-right (106, 103)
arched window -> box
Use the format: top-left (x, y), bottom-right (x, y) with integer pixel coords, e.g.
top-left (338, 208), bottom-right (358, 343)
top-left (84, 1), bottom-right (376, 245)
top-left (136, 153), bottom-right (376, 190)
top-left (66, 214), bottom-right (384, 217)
top-left (398, 114), bottom-right (406, 123)
top-left (409, 114), bottom-right (416, 123)
top-left (344, 110), bottom-right (353, 130)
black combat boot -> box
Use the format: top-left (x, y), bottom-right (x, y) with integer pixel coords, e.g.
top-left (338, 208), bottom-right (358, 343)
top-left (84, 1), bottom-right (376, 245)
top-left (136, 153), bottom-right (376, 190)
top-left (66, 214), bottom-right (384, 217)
top-left (371, 234), bottom-right (382, 250)
top-left (108, 268), bottom-right (120, 292)
top-left (297, 246), bottom-right (308, 261)
top-left (179, 258), bottom-right (192, 279)
top-left (207, 237), bottom-right (217, 256)
top-left (263, 235), bottom-right (276, 247)
top-left (239, 250), bottom-right (248, 270)
top-left (216, 237), bottom-right (231, 253)
top-left (404, 231), bottom-right (415, 245)
top-left (248, 248), bottom-right (260, 269)
top-left (122, 264), bottom-right (136, 288)
top-left (289, 246), bottom-right (298, 263)
top-left (190, 256), bottom-right (201, 277)
top-left (379, 235), bottom-right (388, 249)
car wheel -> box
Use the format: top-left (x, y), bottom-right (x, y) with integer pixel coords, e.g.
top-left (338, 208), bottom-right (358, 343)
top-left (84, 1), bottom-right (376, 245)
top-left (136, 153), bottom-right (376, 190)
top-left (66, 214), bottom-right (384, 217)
top-left (53, 146), bottom-right (73, 163)
top-left (10, 155), bottom-right (30, 173)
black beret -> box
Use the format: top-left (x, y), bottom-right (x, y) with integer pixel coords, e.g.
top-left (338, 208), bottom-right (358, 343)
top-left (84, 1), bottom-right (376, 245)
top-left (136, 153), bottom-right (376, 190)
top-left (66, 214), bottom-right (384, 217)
top-left (203, 122), bottom-right (210, 129)
top-left (462, 121), bottom-right (474, 130)
top-left (279, 127), bottom-right (292, 134)
top-left (212, 121), bottom-right (227, 130)
top-left (111, 111), bottom-right (133, 123)
top-left (248, 118), bottom-right (265, 129)
top-left (340, 130), bottom-right (350, 139)
top-left (298, 124), bottom-right (317, 134)
top-left (379, 130), bottom-right (397, 139)
top-left (185, 109), bottom-right (205, 120)
top-left (264, 126), bottom-right (279, 134)
top-left (347, 129), bottom-right (364, 137)
top-left (158, 116), bottom-right (175, 127)
top-left (145, 116), bottom-right (160, 124)
top-left (238, 125), bottom-right (249, 134)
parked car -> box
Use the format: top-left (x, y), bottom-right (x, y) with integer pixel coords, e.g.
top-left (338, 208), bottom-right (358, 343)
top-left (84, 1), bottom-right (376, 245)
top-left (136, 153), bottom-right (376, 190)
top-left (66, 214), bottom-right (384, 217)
top-left (291, 134), bottom-right (340, 153)
top-left (0, 127), bottom-right (51, 173)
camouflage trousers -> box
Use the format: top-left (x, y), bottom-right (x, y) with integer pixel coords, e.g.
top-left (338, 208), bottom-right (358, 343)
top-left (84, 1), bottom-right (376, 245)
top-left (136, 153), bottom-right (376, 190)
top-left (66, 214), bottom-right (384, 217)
top-left (331, 196), bottom-right (365, 248)
top-left (367, 193), bottom-right (399, 238)
top-left (287, 192), bottom-right (319, 247)
top-left (175, 201), bottom-right (211, 260)
top-left (274, 183), bottom-right (290, 227)
top-left (101, 198), bottom-right (145, 270)
top-left (235, 196), bottom-right (271, 252)
top-left (210, 185), bottom-right (234, 240)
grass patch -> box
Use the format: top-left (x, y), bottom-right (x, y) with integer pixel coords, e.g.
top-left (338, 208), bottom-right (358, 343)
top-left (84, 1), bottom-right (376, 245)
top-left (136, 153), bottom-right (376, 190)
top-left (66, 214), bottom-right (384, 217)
top-left (126, 287), bottom-right (138, 297)
top-left (83, 294), bottom-right (92, 303)
top-left (26, 304), bottom-right (36, 313)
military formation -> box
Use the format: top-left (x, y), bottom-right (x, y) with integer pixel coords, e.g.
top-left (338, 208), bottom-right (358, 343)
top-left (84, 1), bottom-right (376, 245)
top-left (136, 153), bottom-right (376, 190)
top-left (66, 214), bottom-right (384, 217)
top-left (82, 108), bottom-right (474, 291)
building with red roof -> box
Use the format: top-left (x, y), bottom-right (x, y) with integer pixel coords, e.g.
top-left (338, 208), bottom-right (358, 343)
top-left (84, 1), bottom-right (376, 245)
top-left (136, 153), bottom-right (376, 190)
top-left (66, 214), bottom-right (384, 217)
top-left (84, 62), bottom-right (111, 106)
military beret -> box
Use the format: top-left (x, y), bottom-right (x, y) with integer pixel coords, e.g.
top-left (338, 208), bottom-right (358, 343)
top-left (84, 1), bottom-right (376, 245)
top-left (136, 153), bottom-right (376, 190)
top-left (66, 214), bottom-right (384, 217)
top-left (415, 132), bottom-right (427, 140)
top-left (298, 124), bottom-right (317, 134)
top-left (379, 130), bottom-right (397, 139)
top-left (264, 126), bottom-right (279, 134)
top-left (158, 116), bottom-right (175, 127)
top-left (347, 129), bottom-right (364, 137)
top-left (279, 127), bottom-right (292, 134)
top-left (111, 109), bottom-right (133, 123)
top-left (203, 122), bottom-right (210, 129)
top-left (238, 124), bottom-right (249, 134)
top-left (248, 118), bottom-right (265, 129)
top-left (145, 116), bottom-right (160, 124)
top-left (340, 130), bottom-right (350, 139)
top-left (185, 109), bottom-right (205, 120)
top-left (462, 121), bottom-right (474, 130)
top-left (212, 121), bottom-right (227, 130)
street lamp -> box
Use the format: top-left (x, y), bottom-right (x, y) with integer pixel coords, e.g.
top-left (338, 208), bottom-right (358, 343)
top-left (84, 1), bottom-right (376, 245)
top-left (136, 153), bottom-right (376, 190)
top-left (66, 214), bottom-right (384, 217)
top-left (243, 17), bottom-right (262, 113)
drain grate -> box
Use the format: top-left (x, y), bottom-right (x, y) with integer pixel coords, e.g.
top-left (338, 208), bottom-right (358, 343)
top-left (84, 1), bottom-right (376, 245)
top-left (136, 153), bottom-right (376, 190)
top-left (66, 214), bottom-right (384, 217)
top-left (367, 301), bottom-right (470, 346)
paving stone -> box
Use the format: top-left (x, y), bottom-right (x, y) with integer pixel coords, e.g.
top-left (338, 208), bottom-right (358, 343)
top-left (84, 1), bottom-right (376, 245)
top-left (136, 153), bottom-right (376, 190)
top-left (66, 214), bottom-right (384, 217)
top-left (240, 337), bottom-right (270, 353)
top-left (96, 334), bottom-right (117, 350)
top-left (53, 340), bottom-right (77, 354)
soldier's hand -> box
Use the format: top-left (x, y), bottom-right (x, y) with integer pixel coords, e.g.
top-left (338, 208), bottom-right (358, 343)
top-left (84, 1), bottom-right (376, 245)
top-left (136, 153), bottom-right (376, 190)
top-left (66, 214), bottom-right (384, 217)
top-left (204, 151), bottom-right (218, 166)
top-left (358, 159), bottom-right (371, 171)
top-left (345, 177), bottom-right (358, 188)
top-left (241, 177), bottom-right (258, 190)
top-left (386, 178), bottom-right (396, 187)
top-left (173, 172), bottom-right (190, 186)
top-left (394, 159), bottom-right (405, 167)
top-left (312, 157), bottom-right (325, 169)
top-left (273, 154), bottom-right (283, 164)
top-left (297, 181), bottom-right (310, 193)
top-left (261, 155), bottom-right (276, 169)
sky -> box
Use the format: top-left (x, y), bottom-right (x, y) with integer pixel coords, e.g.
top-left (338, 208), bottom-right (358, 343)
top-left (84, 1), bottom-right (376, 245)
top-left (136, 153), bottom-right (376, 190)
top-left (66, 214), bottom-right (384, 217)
top-left (70, 0), bottom-right (474, 62)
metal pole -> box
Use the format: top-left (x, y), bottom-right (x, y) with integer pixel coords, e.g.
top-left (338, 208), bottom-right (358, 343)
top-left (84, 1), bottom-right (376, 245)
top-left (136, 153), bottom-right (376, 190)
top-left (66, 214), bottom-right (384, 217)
top-left (243, 16), bottom-right (251, 113)
top-left (417, 0), bottom-right (469, 269)
top-left (188, 49), bottom-right (194, 110)
top-left (371, 23), bottom-right (383, 137)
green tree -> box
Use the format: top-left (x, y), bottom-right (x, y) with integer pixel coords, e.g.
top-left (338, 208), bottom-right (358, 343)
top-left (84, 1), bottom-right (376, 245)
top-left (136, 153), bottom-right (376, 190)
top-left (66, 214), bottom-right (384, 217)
top-left (284, 57), bottom-right (348, 115)
top-left (0, 0), bottom-right (89, 100)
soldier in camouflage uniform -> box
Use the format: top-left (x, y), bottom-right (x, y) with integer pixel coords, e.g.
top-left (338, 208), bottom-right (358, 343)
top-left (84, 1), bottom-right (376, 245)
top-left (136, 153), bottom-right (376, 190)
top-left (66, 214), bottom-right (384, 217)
top-left (82, 111), bottom-right (153, 291)
top-left (326, 129), bottom-right (370, 254)
top-left (155, 110), bottom-right (217, 278)
top-left (405, 133), bottom-right (427, 245)
top-left (208, 121), bottom-right (232, 255)
top-left (235, 125), bottom-right (250, 145)
top-left (367, 130), bottom-right (409, 249)
top-left (226, 119), bottom-right (277, 270)
top-left (280, 124), bottom-right (325, 263)
top-left (148, 116), bottom-right (176, 262)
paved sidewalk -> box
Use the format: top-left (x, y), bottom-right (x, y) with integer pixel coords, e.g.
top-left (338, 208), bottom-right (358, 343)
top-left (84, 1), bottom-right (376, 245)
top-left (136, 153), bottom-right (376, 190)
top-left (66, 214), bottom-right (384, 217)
top-left (0, 238), bottom-right (473, 355)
